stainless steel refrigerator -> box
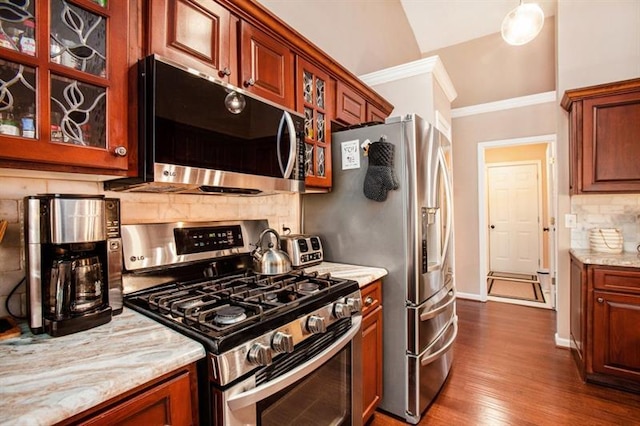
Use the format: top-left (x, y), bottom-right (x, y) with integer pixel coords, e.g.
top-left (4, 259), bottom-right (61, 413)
top-left (303, 114), bottom-right (456, 424)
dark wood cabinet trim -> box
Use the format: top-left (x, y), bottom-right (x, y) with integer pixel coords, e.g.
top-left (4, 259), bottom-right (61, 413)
top-left (561, 78), bottom-right (640, 111)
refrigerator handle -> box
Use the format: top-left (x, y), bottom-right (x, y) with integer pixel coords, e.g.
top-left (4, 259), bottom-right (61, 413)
top-left (420, 288), bottom-right (455, 321)
top-left (420, 318), bottom-right (458, 367)
top-left (438, 147), bottom-right (453, 264)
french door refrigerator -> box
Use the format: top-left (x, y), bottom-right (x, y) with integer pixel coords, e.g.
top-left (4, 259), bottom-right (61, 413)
top-left (302, 114), bottom-right (456, 424)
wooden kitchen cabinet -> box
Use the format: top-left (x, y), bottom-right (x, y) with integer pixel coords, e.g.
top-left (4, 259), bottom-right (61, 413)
top-left (146, 0), bottom-right (235, 83)
top-left (366, 103), bottom-right (387, 124)
top-left (239, 21), bottom-right (295, 109)
top-left (0, 0), bottom-right (131, 175)
top-left (335, 81), bottom-right (367, 125)
top-left (361, 279), bottom-right (383, 424)
top-left (561, 78), bottom-right (640, 194)
top-left (297, 57), bottom-right (333, 189)
top-left (56, 363), bottom-right (199, 426)
top-left (570, 254), bottom-right (640, 393)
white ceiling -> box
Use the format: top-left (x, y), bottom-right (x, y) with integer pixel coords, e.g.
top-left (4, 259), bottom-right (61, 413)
top-left (400, 0), bottom-right (557, 53)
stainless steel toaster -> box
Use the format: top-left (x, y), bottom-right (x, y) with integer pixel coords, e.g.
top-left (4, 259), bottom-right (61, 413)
top-left (280, 234), bottom-right (324, 268)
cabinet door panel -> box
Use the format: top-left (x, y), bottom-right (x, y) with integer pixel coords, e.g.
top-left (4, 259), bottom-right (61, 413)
top-left (593, 291), bottom-right (640, 381)
top-left (240, 22), bottom-right (294, 109)
top-left (297, 58), bottom-right (332, 188)
top-left (366, 103), bottom-right (387, 124)
top-left (362, 305), bottom-right (382, 424)
top-left (149, 0), bottom-right (232, 81)
top-left (0, 0), bottom-right (129, 173)
top-left (583, 91), bottom-right (640, 191)
top-left (335, 81), bottom-right (366, 125)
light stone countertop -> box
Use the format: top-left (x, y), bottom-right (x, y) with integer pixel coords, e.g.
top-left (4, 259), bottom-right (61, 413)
top-left (0, 262), bottom-right (384, 426)
top-left (303, 261), bottom-right (388, 287)
top-left (0, 308), bottom-right (205, 426)
top-left (570, 248), bottom-right (640, 268)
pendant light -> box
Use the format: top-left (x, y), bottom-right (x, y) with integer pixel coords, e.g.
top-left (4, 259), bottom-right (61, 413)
top-left (501, 0), bottom-right (545, 46)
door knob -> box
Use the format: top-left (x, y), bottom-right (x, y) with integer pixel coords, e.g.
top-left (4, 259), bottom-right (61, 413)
top-left (490, 225), bottom-right (495, 229)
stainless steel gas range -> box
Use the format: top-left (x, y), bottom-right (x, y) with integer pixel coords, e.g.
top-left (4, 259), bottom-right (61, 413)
top-left (121, 220), bottom-right (363, 426)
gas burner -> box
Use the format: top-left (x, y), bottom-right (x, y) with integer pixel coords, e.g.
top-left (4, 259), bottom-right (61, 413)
top-left (214, 305), bottom-right (247, 325)
top-left (298, 282), bottom-right (320, 294)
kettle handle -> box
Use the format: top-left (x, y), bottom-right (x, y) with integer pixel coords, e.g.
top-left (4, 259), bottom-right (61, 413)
top-left (257, 228), bottom-right (281, 249)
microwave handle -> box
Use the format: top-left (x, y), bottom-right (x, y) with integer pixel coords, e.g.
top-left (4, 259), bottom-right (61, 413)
top-left (277, 111), bottom-right (297, 178)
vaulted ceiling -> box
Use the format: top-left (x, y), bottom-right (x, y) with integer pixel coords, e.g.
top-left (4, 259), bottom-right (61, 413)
top-left (400, 0), bottom-right (557, 53)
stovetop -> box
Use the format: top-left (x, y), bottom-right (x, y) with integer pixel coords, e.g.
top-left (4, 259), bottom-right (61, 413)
top-left (124, 268), bottom-right (359, 354)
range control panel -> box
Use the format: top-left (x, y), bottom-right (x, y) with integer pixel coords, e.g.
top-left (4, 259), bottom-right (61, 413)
top-left (174, 225), bottom-right (244, 255)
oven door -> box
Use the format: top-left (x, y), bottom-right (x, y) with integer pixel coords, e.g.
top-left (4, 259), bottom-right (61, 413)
top-left (219, 316), bottom-right (362, 426)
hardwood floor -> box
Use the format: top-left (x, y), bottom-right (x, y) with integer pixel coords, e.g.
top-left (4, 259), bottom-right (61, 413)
top-left (371, 299), bottom-right (640, 425)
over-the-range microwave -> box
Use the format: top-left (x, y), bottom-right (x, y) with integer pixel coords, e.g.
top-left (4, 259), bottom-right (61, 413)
top-left (105, 55), bottom-right (305, 195)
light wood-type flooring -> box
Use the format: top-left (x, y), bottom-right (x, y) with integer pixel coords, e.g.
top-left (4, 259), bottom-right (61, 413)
top-left (371, 299), bottom-right (640, 425)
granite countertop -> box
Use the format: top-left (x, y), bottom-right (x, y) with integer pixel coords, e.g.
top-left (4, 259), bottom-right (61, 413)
top-left (0, 308), bottom-right (205, 426)
top-left (303, 261), bottom-right (388, 287)
top-left (570, 248), bottom-right (640, 268)
top-left (0, 262), bottom-right (385, 425)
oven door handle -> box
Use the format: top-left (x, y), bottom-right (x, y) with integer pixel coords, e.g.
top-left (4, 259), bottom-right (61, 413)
top-left (226, 315), bottom-right (362, 411)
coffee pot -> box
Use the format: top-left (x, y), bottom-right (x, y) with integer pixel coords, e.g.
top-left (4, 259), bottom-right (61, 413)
top-left (25, 194), bottom-right (123, 337)
top-left (251, 228), bottom-right (292, 275)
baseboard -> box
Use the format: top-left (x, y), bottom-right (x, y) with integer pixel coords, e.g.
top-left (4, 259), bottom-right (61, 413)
top-left (456, 292), bottom-right (484, 301)
top-left (555, 333), bottom-right (571, 348)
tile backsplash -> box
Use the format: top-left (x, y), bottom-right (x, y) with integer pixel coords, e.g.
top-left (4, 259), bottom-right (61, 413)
top-left (571, 194), bottom-right (640, 252)
top-left (0, 176), bottom-right (301, 318)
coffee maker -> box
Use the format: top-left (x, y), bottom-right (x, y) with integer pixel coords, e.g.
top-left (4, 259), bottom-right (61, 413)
top-left (25, 194), bottom-right (123, 337)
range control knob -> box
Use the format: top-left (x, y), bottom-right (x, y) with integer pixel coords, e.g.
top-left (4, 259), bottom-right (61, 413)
top-left (247, 343), bottom-right (272, 366)
top-left (333, 302), bottom-right (351, 319)
top-left (271, 331), bottom-right (294, 353)
top-left (306, 315), bottom-right (327, 334)
top-left (346, 297), bottom-right (362, 313)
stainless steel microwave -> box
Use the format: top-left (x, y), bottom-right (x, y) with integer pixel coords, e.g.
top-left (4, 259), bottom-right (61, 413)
top-left (105, 55), bottom-right (305, 195)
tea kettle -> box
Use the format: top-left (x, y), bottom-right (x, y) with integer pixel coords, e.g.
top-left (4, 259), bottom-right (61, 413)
top-left (251, 228), bottom-right (292, 275)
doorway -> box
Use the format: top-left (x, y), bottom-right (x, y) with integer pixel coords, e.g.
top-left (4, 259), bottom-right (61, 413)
top-left (478, 135), bottom-right (557, 310)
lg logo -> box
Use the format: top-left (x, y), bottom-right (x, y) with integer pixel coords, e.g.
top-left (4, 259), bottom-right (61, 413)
top-left (163, 170), bottom-right (177, 177)
top-left (130, 255), bottom-right (145, 262)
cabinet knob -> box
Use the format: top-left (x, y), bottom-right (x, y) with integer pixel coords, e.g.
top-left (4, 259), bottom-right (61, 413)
top-left (244, 78), bottom-right (255, 87)
top-left (597, 297), bottom-right (604, 303)
top-left (364, 296), bottom-right (374, 307)
top-left (219, 67), bottom-right (231, 77)
top-left (113, 146), bottom-right (127, 157)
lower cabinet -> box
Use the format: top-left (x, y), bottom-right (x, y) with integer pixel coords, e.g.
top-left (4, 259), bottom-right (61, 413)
top-left (570, 255), bottom-right (640, 393)
top-left (57, 363), bottom-right (198, 426)
top-left (361, 280), bottom-right (383, 424)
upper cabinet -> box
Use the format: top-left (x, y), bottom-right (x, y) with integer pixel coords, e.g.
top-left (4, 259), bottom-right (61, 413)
top-left (562, 78), bottom-right (640, 194)
top-left (297, 57), bottom-right (333, 188)
top-left (147, 0), bottom-right (235, 82)
top-left (335, 81), bottom-right (366, 125)
top-left (239, 21), bottom-right (294, 109)
top-left (0, 0), bottom-right (130, 174)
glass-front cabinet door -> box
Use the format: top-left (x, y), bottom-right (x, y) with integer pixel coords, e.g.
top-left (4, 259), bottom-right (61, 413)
top-left (0, 0), bottom-right (129, 173)
top-left (296, 57), bottom-right (332, 189)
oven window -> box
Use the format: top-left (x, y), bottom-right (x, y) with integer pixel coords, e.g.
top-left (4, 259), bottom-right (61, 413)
top-left (257, 346), bottom-right (351, 426)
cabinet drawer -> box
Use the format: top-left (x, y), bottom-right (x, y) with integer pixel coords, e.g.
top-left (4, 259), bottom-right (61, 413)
top-left (361, 280), bottom-right (382, 317)
top-left (593, 267), bottom-right (640, 294)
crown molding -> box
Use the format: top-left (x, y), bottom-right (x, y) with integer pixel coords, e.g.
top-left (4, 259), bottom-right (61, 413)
top-left (451, 91), bottom-right (557, 118)
top-left (359, 56), bottom-right (458, 102)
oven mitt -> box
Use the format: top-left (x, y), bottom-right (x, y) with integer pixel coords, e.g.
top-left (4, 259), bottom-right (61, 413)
top-left (363, 140), bottom-right (399, 202)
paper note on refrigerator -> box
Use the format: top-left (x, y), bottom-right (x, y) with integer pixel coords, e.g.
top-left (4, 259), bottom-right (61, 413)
top-left (341, 140), bottom-right (360, 170)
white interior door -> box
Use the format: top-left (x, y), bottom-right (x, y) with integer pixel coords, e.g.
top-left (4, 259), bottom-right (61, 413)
top-left (488, 163), bottom-right (541, 275)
